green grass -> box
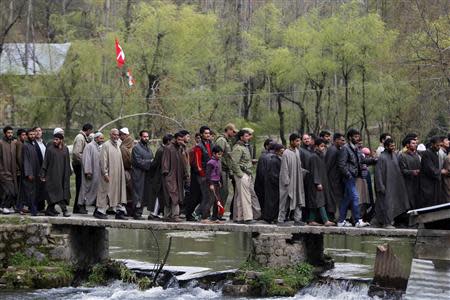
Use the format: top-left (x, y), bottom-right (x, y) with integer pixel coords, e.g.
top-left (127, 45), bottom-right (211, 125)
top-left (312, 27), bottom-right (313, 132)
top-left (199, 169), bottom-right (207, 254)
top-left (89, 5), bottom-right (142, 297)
top-left (0, 216), bottom-right (32, 225)
top-left (237, 260), bottom-right (314, 297)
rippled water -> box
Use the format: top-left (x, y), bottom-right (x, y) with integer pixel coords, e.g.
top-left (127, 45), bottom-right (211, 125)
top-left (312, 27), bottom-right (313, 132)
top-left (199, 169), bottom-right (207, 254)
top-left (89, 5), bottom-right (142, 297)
top-left (0, 228), bottom-right (415, 299)
top-left (1, 279), bottom-right (375, 300)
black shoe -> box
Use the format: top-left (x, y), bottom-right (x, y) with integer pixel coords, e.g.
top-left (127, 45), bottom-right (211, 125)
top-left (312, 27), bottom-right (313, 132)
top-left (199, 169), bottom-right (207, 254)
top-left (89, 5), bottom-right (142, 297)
top-left (277, 221), bottom-right (292, 227)
top-left (244, 220), bottom-right (257, 224)
top-left (62, 210), bottom-right (71, 217)
top-left (75, 205), bottom-right (88, 214)
top-left (133, 215), bottom-right (144, 220)
top-left (115, 211), bottom-right (128, 220)
top-left (294, 221), bottom-right (305, 226)
top-left (94, 210), bottom-right (108, 219)
top-left (106, 208), bottom-right (116, 215)
top-left (218, 217), bottom-right (227, 221)
top-left (45, 210), bottom-right (58, 217)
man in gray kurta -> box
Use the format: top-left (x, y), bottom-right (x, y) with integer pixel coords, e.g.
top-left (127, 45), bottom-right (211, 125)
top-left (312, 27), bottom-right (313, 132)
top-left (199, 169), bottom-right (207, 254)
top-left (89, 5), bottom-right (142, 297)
top-left (40, 133), bottom-right (71, 217)
top-left (278, 133), bottom-right (306, 226)
top-left (79, 132), bottom-right (104, 210)
top-left (0, 126), bottom-right (18, 214)
top-left (95, 129), bottom-right (127, 219)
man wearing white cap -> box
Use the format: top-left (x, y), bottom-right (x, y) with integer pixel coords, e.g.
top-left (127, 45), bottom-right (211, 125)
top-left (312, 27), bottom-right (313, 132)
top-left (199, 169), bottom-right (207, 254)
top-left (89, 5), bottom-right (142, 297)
top-left (119, 127), bottom-right (134, 215)
top-left (95, 128), bottom-right (128, 219)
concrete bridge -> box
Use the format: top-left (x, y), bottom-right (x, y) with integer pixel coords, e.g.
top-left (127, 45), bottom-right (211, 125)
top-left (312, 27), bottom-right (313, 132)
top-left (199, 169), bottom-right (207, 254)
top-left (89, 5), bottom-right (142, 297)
top-left (1, 214), bottom-right (418, 270)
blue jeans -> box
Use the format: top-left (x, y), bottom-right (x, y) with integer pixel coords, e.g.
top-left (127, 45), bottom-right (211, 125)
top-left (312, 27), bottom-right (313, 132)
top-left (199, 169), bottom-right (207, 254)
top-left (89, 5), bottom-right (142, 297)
top-left (338, 177), bottom-right (361, 222)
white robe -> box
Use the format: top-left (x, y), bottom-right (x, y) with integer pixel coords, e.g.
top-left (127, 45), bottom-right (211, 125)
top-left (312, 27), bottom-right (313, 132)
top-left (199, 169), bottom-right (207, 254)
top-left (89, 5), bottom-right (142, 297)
top-left (96, 140), bottom-right (127, 209)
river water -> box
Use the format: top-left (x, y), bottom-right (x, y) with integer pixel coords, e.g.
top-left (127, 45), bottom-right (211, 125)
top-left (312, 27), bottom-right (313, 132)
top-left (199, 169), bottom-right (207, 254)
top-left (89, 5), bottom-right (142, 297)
top-left (1, 228), bottom-right (415, 299)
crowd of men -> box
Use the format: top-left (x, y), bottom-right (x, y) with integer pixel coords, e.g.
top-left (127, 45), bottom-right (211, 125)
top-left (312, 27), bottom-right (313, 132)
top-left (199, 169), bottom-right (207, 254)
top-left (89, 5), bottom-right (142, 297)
top-left (0, 123), bottom-right (449, 228)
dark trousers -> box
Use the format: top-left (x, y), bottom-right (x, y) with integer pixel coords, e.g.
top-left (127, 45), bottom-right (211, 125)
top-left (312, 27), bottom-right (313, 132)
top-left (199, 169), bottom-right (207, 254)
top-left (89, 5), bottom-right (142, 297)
top-left (211, 183), bottom-right (223, 220)
top-left (185, 172), bottom-right (201, 220)
top-left (72, 163), bottom-right (82, 211)
top-left (229, 175), bottom-right (236, 219)
top-left (194, 175), bottom-right (212, 219)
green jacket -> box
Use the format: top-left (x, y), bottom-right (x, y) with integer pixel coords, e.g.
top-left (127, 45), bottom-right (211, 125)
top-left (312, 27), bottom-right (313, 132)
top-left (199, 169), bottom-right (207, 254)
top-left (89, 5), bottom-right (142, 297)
top-left (230, 141), bottom-right (252, 178)
top-left (215, 134), bottom-right (233, 172)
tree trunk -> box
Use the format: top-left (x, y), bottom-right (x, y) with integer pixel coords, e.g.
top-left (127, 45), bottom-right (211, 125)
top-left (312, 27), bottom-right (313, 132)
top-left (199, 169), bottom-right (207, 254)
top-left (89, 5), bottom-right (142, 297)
top-left (361, 67), bottom-right (371, 147)
top-left (277, 94), bottom-right (286, 146)
top-left (124, 0), bottom-right (132, 42)
top-left (343, 71), bottom-right (350, 131)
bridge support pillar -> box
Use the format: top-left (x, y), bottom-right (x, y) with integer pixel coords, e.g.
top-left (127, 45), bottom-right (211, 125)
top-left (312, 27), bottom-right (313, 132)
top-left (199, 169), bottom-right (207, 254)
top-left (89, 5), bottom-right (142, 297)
top-left (250, 232), bottom-right (333, 268)
top-left (51, 225), bottom-right (109, 269)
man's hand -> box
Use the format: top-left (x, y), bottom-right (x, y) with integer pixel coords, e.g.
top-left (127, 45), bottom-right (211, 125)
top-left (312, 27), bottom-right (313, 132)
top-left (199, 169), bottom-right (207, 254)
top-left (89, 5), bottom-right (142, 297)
top-left (412, 170), bottom-right (420, 176)
top-left (86, 173), bottom-right (92, 180)
top-left (40, 177), bottom-right (46, 182)
top-left (316, 184), bottom-right (323, 191)
top-left (442, 169), bottom-right (449, 175)
top-left (27, 175), bottom-right (34, 182)
top-left (103, 175), bottom-right (110, 183)
top-left (209, 184), bottom-right (215, 191)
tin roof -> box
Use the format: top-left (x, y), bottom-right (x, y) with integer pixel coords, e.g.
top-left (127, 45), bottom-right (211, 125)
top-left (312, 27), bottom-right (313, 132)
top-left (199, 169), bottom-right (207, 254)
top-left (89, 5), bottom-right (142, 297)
top-left (0, 43), bottom-right (71, 75)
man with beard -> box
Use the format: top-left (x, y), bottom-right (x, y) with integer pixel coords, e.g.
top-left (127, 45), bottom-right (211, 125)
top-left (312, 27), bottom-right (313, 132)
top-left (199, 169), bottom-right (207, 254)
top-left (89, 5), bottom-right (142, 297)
top-left (131, 130), bottom-right (154, 220)
top-left (148, 134), bottom-right (173, 220)
top-left (162, 132), bottom-right (187, 222)
top-left (0, 126), bottom-right (18, 214)
top-left (375, 133), bottom-right (392, 157)
top-left (15, 128), bottom-right (27, 213)
top-left (254, 139), bottom-right (274, 211)
top-left (319, 130), bottom-right (332, 149)
top-left (95, 129), bottom-right (127, 219)
top-left (307, 138), bottom-right (336, 226)
top-left (419, 136), bottom-right (447, 207)
top-left (119, 127), bottom-right (134, 215)
top-left (21, 129), bottom-right (41, 216)
top-left (398, 137), bottom-right (421, 209)
top-left (337, 129), bottom-right (370, 228)
top-left (299, 133), bottom-right (314, 221)
top-left (40, 133), bottom-right (71, 217)
top-left (72, 123), bottom-right (93, 214)
top-left (278, 134), bottom-right (306, 226)
top-left (261, 143), bottom-right (284, 223)
top-left (79, 132), bottom-right (104, 213)
top-left (373, 139), bottom-right (410, 228)
top-left (325, 133), bottom-right (346, 220)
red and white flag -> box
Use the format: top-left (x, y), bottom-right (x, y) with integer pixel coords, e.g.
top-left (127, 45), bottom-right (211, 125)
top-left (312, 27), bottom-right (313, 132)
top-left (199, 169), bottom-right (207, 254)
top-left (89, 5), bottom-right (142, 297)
top-left (126, 68), bottom-right (135, 87)
top-left (115, 38), bottom-right (125, 68)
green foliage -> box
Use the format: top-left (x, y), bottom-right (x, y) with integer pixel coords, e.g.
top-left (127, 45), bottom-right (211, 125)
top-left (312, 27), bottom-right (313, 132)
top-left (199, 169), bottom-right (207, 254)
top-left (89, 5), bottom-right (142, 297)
top-left (4, 252), bottom-right (74, 289)
top-left (137, 276), bottom-right (152, 290)
top-left (237, 261), bottom-right (314, 297)
top-left (87, 263), bottom-right (109, 286)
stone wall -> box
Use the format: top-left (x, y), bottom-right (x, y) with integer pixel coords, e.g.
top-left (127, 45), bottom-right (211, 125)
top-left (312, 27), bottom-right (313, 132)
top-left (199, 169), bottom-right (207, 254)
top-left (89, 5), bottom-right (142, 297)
top-left (0, 223), bottom-right (108, 268)
top-left (0, 223), bottom-right (71, 266)
top-left (251, 233), bottom-right (307, 267)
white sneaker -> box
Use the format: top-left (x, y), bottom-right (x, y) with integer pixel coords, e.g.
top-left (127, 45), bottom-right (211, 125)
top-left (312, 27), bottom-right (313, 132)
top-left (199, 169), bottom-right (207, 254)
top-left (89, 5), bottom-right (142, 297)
top-left (337, 220), bottom-right (353, 227)
top-left (356, 219), bottom-right (370, 228)
top-left (2, 208), bottom-right (11, 214)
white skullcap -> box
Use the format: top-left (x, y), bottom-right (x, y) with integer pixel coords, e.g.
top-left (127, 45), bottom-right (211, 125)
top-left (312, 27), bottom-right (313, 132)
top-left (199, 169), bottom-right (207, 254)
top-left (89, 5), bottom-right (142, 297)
top-left (94, 132), bottom-right (103, 138)
top-left (119, 127), bottom-right (130, 135)
top-left (417, 144), bottom-right (426, 151)
top-left (53, 127), bottom-right (64, 135)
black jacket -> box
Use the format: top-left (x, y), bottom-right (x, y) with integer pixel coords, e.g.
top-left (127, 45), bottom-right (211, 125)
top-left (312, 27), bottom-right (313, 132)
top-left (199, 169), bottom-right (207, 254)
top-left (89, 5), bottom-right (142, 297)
top-left (338, 143), bottom-right (361, 179)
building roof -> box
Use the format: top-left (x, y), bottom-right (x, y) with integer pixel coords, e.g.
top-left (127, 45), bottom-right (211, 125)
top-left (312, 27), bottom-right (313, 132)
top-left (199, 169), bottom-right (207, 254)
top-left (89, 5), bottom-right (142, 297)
top-left (0, 43), bottom-right (71, 75)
